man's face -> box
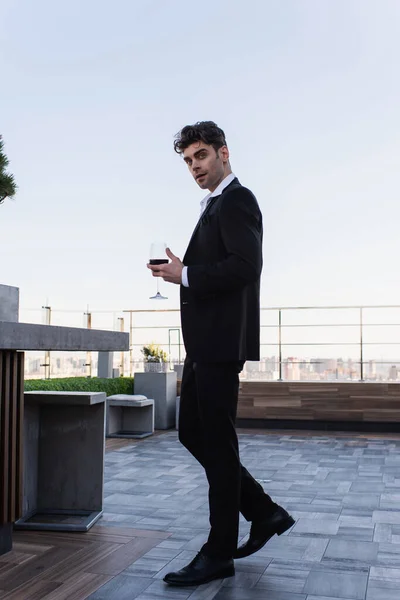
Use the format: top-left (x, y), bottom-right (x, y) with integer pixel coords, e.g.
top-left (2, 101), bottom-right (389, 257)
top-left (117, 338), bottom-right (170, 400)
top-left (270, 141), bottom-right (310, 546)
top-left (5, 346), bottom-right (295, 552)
top-left (182, 141), bottom-right (229, 192)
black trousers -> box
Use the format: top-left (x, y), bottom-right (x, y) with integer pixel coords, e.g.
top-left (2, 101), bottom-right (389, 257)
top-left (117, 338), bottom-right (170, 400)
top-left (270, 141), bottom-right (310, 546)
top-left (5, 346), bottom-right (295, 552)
top-left (178, 356), bottom-right (277, 559)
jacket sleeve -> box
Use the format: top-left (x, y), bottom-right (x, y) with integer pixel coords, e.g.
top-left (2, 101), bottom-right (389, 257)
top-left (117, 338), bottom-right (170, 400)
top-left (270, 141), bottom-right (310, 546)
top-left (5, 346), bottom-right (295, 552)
top-left (187, 187), bottom-right (263, 294)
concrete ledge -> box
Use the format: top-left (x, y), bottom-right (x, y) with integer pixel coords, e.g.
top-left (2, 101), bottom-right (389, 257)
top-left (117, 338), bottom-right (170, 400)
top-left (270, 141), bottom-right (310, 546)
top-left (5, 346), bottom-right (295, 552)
top-left (25, 391), bottom-right (106, 406)
top-left (14, 509), bottom-right (102, 533)
top-left (0, 321), bottom-right (129, 351)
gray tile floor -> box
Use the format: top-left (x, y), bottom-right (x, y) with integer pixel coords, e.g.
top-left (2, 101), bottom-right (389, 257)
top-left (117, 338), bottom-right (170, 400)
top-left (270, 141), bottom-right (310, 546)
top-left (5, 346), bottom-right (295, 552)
top-left (89, 430), bottom-right (400, 600)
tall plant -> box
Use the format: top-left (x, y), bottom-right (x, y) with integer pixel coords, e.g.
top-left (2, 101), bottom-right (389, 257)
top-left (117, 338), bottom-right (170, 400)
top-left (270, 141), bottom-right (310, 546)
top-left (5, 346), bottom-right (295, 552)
top-left (0, 135), bottom-right (17, 204)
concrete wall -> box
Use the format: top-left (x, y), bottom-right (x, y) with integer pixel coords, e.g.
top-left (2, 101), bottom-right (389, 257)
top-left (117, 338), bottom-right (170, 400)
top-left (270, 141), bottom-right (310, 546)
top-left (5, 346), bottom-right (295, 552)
top-left (0, 284), bottom-right (19, 322)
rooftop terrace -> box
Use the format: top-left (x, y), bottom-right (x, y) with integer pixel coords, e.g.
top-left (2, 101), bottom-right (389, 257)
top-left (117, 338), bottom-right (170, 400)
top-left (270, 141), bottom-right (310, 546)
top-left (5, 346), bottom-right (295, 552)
top-left (2, 428), bottom-right (400, 600)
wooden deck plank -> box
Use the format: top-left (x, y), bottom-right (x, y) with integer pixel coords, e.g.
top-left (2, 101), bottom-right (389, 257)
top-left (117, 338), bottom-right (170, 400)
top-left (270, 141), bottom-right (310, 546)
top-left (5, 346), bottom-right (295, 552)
top-left (87, 537), bottom-right (161, 576)
top-left (36, 542), bottom-right (121, 584)
top-left (42, 572), bottom-right (111, 600)
top-left (3, 514), bottom-right (170, 598)
top-left (0, 547), bottom-right (77, 591)
top-left (0, 579), bottom-right (61, 600)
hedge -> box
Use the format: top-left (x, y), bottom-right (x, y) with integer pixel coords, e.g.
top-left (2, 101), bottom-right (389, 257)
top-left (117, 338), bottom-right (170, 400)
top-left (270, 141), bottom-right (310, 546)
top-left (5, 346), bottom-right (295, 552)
top-left (24, 377), bottom-right (134, 396)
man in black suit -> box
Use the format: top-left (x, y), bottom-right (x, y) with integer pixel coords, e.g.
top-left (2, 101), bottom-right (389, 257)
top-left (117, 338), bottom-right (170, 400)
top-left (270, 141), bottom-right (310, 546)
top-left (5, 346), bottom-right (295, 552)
top-left (148, 121), bottom-right (294, 587)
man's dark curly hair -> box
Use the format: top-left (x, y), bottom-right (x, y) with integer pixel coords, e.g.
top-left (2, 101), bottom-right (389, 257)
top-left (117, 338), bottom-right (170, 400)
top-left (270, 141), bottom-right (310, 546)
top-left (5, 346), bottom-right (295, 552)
top-left (174, 121), bottom-right (227, 155)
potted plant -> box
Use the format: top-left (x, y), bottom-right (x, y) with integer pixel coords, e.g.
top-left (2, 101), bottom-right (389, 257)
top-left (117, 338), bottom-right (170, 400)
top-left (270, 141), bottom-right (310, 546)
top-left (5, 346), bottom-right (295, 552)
top-left (141, 343), bottom-right (168, 373)
top-left (136, 344), bottom-right (176, 429)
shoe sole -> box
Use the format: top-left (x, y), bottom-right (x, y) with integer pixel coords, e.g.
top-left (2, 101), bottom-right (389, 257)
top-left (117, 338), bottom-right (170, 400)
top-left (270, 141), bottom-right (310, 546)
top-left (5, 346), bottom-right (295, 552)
top-left (234, 516), bottom-right (296, 559)
top-left (164, 566), bottom-right (235, 587)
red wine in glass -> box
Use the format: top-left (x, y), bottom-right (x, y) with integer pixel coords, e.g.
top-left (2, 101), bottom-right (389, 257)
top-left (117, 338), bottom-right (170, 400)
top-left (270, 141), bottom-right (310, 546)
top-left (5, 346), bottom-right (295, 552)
top-left (149, 242), bottom-right (168, 300)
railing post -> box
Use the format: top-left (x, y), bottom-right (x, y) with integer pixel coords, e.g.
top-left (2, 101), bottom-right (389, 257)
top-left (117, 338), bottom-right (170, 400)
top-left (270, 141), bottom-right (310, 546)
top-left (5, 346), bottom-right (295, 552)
top-left (84, 307), bottom-right (92, 377)
top-left (360, 307), bottom-right (364, 381)
top-left (118, 317), bottom-right (124, 376)
top-left (278, 309), bottom-right (283, 381)
top-left (129, 312), bottom-right (133, 377)
top-left (41, 305), bottom-right (51, 379)
top-left (168, 328), bottom-right (181, 367)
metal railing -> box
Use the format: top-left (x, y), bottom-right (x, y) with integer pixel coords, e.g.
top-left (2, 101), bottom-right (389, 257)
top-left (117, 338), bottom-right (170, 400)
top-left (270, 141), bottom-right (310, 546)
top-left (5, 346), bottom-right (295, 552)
top-left (21, 304), bottom-right (400, 381)
top-left (123, 305), bottom-right (400, 381)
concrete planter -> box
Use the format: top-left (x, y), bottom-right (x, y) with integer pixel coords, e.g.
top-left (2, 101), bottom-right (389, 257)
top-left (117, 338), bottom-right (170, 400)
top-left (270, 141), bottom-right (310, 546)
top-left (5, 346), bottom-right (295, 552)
top-left (144, 361), bottom-right (169, 373)
top-left (134, 371), bottom-right (177, 429)
top-left (15, 391), bottom-right (107, 532)
top-left (173, 364), bottom-right (184, 379)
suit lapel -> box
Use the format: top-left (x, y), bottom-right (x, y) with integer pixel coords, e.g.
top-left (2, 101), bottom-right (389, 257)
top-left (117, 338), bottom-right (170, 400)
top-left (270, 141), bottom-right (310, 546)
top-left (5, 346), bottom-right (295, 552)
top-left (183, 178), bottom-right (240, 261)
top-left (183, 195), bottom-right (219, 262)
top-left (186, 179), bottom-right (239, 244)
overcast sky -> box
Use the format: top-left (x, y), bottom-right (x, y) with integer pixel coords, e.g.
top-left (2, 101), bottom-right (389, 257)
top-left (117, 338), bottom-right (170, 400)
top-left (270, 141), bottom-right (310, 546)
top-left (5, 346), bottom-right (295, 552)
top-left (1, 0), bottom-right (399, 332)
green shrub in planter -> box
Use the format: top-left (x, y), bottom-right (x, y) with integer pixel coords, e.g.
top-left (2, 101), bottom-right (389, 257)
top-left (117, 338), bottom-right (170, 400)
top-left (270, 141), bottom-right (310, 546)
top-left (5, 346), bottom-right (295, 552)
top-left (24, 377), bottom-right (134, 396)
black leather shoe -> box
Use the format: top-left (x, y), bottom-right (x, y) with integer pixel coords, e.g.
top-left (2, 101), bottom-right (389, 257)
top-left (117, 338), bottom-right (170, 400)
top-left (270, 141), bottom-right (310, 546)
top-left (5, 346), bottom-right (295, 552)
top-left (234, 507), bottom-right (295, 559)
top-left (163, 551), bottom-right (235, 586)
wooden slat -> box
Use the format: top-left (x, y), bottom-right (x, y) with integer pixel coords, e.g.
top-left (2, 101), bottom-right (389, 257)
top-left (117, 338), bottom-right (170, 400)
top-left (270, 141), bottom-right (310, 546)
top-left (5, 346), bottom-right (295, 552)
top-left (15, 352), bottom-right (24, 520)
top-left (8, 353), bottom-right (17, 522)
top-left (237, 380), bottom-right (400, 424)
top-left (0, 352), bottom-right (11, 524)
top-left (0, 351), bottom-right (24, 526)
top-left (0, 351), bottom-right (3, 523)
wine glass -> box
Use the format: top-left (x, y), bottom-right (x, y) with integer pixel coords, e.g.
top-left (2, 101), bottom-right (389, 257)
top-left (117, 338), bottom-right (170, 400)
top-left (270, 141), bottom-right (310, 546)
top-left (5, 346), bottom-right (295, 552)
top-left (149, 241), bottom-right (168, 300)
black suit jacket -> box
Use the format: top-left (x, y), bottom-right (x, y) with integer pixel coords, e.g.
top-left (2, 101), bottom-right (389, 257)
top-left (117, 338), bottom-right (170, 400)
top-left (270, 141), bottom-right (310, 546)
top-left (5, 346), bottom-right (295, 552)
top-left (180, 178), bottom-right (263, 362)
